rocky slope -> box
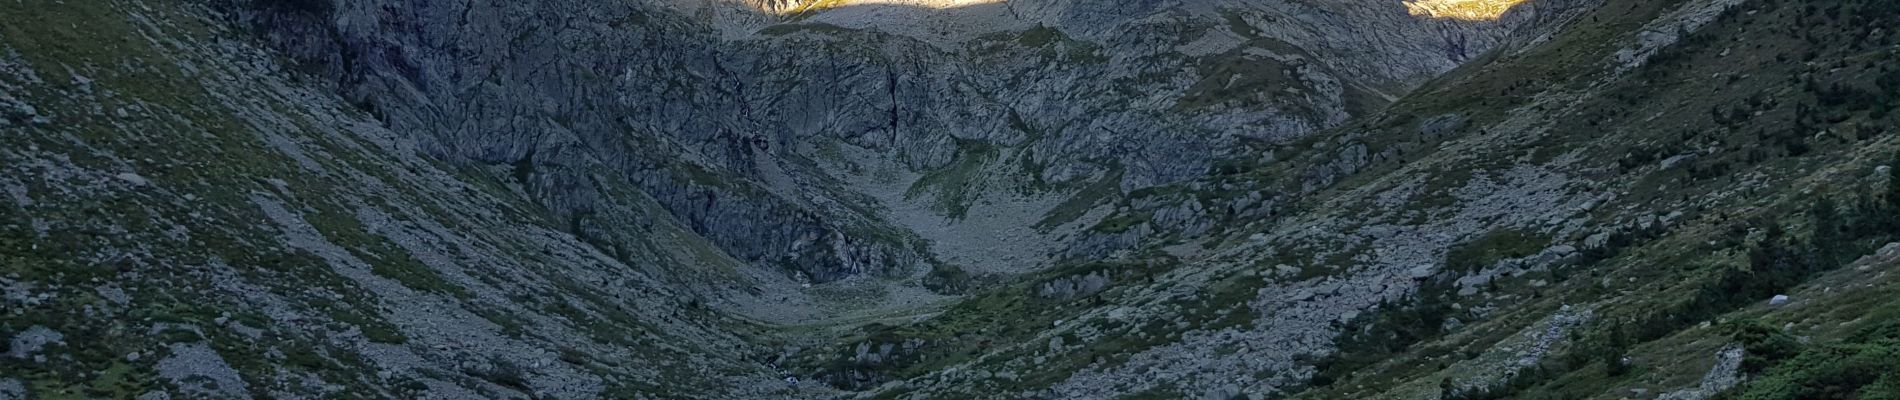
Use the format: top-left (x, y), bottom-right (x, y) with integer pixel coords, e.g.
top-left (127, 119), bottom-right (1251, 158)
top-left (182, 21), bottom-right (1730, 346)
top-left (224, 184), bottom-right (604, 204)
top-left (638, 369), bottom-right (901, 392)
top-left (796, 0), bottom-right (1900, 397)
top-left (0, 0), bottom-right (790, 397)
top-left (227, 0), bottom-right (1590, 290)
top-left (7, 0), bottom-right (1900, 398)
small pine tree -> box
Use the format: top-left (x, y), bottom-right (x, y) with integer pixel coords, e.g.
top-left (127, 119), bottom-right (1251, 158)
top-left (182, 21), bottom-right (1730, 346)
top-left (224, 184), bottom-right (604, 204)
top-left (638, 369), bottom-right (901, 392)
top-left (1885, 152), bottom-right (1900, 223)
top-left (1603, 323), bottom-right (1632, 376)
top-left (1811, 196), bottom-right (1843, 264)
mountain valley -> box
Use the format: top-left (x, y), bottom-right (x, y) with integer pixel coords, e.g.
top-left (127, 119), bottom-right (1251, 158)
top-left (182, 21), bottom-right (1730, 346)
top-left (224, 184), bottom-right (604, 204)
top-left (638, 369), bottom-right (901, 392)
top-left (4, 0), bottom-right (1900, 398)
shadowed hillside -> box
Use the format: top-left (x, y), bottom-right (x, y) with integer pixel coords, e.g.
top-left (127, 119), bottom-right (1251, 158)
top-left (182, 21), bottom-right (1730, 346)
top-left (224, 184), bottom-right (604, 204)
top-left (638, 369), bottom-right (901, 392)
top-left (5, 0), bottom-right (1898, 398)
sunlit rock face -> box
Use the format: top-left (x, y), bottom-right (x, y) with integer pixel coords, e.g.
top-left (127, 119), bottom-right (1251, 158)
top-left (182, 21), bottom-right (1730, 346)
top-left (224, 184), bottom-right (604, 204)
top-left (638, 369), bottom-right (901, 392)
top-left (750, 0), bottom-right (1004, 14)
top-left (1404, 0), bottom-right (1533, 20)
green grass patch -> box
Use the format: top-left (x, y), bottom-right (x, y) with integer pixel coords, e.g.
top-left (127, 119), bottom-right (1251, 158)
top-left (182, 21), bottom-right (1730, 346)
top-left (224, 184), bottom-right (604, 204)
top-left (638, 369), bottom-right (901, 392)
top-left (1445, 229), bottom-right (1551, 274)
top-left (905, 139), bottom-right (998, 219)
top-left (304, 202), bottom-right (471, 299)
top-left (1035, 168), bottom-right (1125, 231)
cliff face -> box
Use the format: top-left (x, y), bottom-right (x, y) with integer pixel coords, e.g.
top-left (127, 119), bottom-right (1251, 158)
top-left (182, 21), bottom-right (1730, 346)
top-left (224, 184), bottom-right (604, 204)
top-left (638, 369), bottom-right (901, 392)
top-left (228, 0), bottom-right (1586, 288)
top-left (0, 1), bottom-right (781, 396)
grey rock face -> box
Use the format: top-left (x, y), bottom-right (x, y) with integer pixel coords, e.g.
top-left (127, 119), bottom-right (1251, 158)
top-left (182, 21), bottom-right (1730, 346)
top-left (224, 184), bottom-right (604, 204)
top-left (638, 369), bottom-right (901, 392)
top-left (0, 379), bottom-right (25, 400)
top-left (1, 5), bottom-right (789, 394)
top-left (5, 326), bottom-right (62, 359)
top-left (1656, 345), bottom-right (1746, 400)
top-left (227, 0), bottom-right (1589, 283)
top-left (1037, 271), bottom-right (1111, 299)
top-left (155, 343), bottom-right (253, 399)
top-left (231, 0), bottom-right (924, 283)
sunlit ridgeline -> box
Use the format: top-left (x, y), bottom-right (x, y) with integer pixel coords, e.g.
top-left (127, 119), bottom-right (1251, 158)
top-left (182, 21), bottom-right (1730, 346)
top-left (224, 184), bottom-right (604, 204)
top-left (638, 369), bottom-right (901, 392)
top-left (1403, 0), bottom-right (1531, 21)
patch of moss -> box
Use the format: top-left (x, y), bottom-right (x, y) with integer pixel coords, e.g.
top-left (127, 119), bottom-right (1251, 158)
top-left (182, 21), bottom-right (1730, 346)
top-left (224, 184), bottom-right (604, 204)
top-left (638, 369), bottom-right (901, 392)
top-left (1090, 211), bottom-right (1152, 234)
top-left (304, 202), bottom-right (471, 299)
top-left (1035, 168), bottom-right (1125, 231)
top-left (905, 139), bottom-right (999, 219)
top-left (1445, 229), bottom-right (1551, 274)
